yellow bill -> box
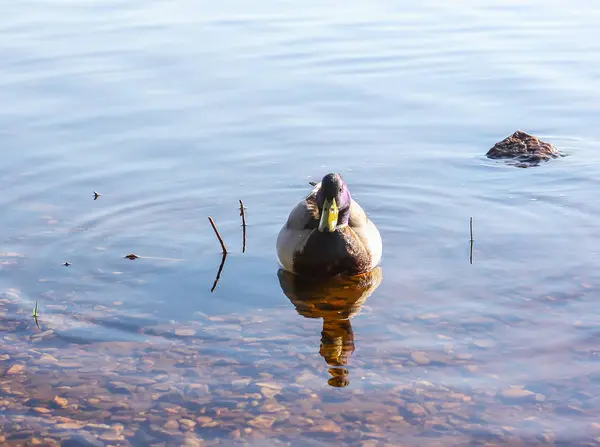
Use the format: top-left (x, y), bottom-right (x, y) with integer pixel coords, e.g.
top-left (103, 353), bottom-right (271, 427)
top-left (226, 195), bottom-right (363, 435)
top-left (318, 198), bottom-right (339, 232)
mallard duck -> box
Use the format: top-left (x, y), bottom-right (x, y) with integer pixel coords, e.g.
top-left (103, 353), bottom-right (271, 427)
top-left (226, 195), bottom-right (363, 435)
top-left (276, 173), bottom-right (382, 277)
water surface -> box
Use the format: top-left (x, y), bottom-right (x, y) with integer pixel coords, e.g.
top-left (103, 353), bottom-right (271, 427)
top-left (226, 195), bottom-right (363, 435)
top-left (2, 1), bottom-right (600, 445)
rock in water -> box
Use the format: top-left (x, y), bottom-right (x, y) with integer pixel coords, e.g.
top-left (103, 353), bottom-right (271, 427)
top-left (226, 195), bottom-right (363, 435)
top-left (486, 130), bottom-right (560, 166)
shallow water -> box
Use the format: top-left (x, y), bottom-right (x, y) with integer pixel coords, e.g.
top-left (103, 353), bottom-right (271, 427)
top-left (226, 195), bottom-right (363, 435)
top-left (2, 0), bottom-right (600, 445)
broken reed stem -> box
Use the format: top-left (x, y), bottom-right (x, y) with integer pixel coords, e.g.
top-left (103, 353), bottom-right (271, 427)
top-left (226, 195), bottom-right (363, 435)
top-left (239, 200), bottom-right (247, 253)
top-left (469, 217), bottom-right (474, 242)
top-left (239, 200), bottom-right (247, 227)
top-left (208, 216), bottom-right (228, 254)
top-left (469, 217), bottom-right (474, 265)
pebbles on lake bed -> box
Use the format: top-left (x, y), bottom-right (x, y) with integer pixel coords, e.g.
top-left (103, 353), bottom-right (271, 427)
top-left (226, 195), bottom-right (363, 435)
top-left (0, 297), bottom-right (599, 445)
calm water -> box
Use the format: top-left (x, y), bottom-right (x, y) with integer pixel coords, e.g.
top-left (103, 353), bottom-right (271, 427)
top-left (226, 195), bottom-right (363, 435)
top-left (2, 1), bottom-right (600, 445)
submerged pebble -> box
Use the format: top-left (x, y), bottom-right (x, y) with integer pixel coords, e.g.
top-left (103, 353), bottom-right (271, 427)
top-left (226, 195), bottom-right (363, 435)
top-left (249, 415), bottom-right (276, 429)
top-left (52, 396), bottom-right (69, 409)
top-left (410, 351), bottom-right (431, 366)
top-left (498, 386), bottom-right (539, 403)
top-left (6, 364), bottom-right (25, 375)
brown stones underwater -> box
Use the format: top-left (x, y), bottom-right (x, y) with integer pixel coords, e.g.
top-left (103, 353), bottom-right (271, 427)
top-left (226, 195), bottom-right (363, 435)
top-left (3, 279), bottom-right (600, 445)
top-left (486, 130), bottom-right (563, 167)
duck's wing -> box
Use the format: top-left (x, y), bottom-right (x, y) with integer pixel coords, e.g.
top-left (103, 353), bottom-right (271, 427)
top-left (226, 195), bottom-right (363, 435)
top-left (285, 191), bottom-right (320, 231)
top-left (348, 199), bottom-right (383, 270)
top-left (276, 189), bottom-right (320, 273)
top-left (348, 199), bottom-right (369, 227)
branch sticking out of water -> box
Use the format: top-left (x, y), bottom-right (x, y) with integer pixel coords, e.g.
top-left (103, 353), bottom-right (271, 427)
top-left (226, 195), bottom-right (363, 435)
top-left (211, 252), bottom-right (227, 293)
top-left (239, 200), bottom-right (247, 253)
top-left (208, 217), bottom-right (228, 254)
top-left (469, 217), bottom-right (474, 265)
top-left (469, 217), bottom-right (474, 242)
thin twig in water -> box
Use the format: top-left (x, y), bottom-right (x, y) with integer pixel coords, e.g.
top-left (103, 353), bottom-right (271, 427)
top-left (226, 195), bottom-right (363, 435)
top-left (208, 217), bottom-right (228, 254)
top-left (469, 217), bottom-right (474, 264)
top-left (211, 252), bottom-right (227, 293)
top-left (239, 200), bottom-right (247, 253)
top-left (469, 217), bottom-right (474, 242)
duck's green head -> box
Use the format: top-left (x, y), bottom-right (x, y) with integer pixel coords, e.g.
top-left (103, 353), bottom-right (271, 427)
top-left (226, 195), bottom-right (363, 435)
top-left (316, 173), bottom-right (352, 232)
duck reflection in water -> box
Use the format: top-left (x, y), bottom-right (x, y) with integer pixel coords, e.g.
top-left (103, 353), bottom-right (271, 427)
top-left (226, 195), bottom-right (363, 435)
top-left (277, 267), bottom-right (383, 387)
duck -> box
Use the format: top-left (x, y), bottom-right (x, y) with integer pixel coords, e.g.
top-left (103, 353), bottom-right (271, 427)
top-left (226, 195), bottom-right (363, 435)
top-left (276, 173), bottom-right (382, 278)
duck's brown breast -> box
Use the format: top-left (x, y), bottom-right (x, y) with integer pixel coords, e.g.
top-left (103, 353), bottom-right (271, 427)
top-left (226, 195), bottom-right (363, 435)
top-left (293, 227), bottom-right (371, 277)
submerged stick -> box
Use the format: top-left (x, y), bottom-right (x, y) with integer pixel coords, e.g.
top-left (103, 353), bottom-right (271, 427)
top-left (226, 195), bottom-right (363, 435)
top-left (469, 239), bottom-right (474, 265)
top-left (239, 200), bottom-right (247, 253)
top-left (208, 216), bottom-right (228, 254)
top-left (32, 300), bottom-right (40, 329)
top-left (211, 252), bottom-right (227, 293)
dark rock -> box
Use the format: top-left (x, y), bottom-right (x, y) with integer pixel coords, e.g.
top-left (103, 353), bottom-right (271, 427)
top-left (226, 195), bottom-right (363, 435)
top-left (8, 430), bottom-right (35, 440)
top-left (486, 130), bottom-right (561, 166)
top-left (107, 381), bottom-right (134, 395)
